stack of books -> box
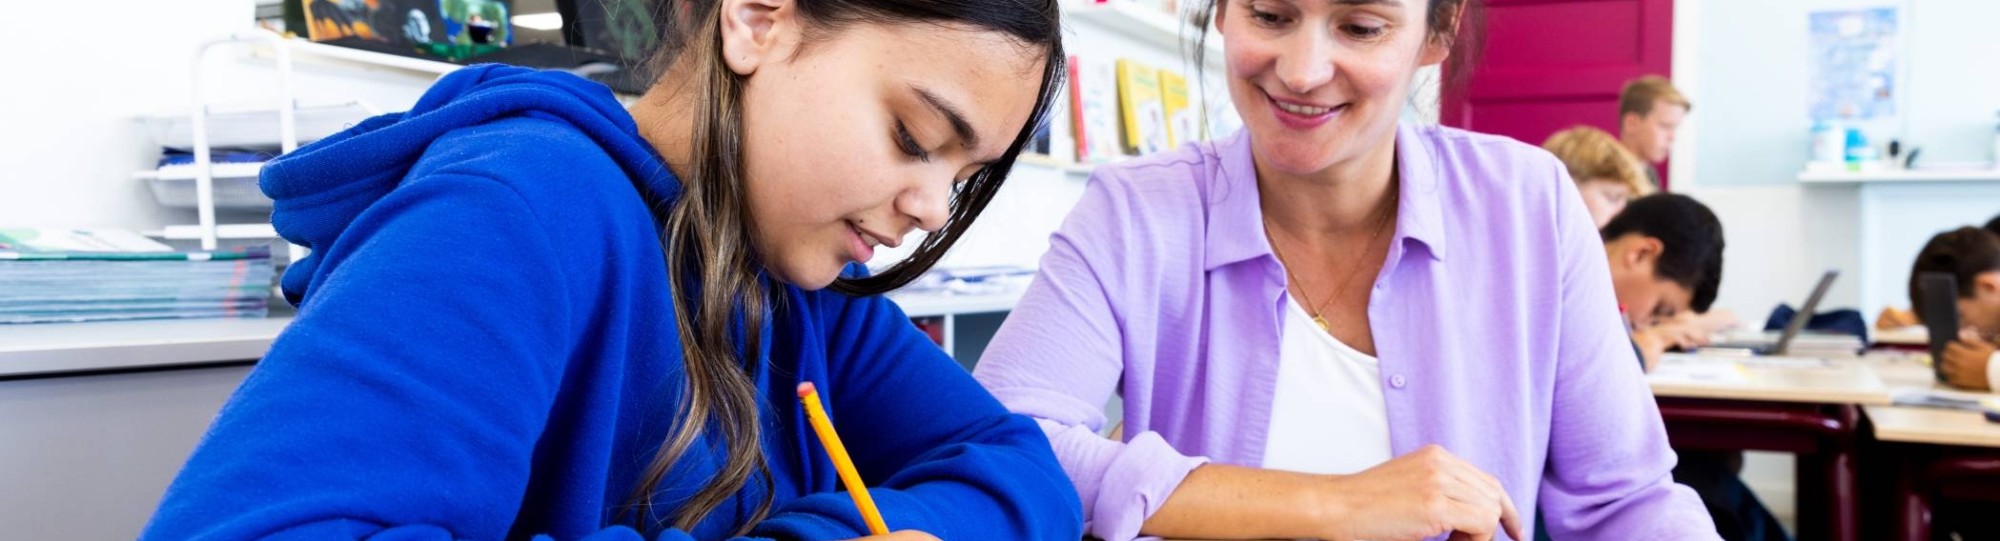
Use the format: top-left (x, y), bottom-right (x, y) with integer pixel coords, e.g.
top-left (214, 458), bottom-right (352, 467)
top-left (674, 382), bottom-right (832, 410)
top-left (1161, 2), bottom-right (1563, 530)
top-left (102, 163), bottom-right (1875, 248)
top-left (0, 228), bottom-right (273, 324)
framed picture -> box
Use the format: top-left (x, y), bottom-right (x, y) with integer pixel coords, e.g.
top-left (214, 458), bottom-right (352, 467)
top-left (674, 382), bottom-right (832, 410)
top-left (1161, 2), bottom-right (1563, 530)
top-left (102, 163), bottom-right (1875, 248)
top-left (302, 0), bottom-right (448, 45)
top-left (571, 0), bottom-right (660, 61)
top-left (302, 0), bottom-right (508, 47)
top-left (440, 0), bottom-right (513, 45)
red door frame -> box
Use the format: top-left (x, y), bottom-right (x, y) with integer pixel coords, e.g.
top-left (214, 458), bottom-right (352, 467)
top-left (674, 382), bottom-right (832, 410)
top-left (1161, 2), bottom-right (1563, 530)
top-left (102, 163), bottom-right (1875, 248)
top-left (1441, 0), bottom-right (1675, 188)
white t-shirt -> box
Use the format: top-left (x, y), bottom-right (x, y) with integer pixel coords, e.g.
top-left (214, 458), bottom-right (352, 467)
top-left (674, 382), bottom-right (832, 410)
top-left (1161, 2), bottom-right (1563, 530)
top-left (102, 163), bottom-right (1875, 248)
top-left (1261, 296), bottom-right (1395, 474)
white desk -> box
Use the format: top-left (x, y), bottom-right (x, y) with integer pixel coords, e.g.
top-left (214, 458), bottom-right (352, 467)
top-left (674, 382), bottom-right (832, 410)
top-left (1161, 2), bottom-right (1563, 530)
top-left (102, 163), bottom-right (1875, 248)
top-left (1, 317), bottom-right (288, 539)
top-left (1648, 354), bottom-right (1894, 405)
top-left (1868, 406), bottom-right (2000, 447)
top-left (1855, 354), bottom-right (2000, 541)
top-left (1860, 355), bottom-right (2000, 448)
top-left (1874, 326), bottom-right (1929, 347)
top-left (0, 317), bottom-right (291, 378)
top-left (1647, 354), bottom-right (1894, 541)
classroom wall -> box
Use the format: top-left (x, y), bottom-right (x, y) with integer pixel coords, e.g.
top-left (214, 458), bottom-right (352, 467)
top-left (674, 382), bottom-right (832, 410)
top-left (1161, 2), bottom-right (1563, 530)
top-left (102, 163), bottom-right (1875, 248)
top-left (1673, 1), bottom-right (2000, 527)
top-left (1677, 0), bottom-right (2000, 321)
top-left (1692, 0), bottom-right (1999, 187)
top-left (0, 0), bottom-right (435, 233)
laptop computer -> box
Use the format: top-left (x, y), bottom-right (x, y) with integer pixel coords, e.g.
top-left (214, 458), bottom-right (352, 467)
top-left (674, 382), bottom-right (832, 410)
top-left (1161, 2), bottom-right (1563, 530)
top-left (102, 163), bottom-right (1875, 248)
top-left (1704, 270), bottom-right (1840, 355)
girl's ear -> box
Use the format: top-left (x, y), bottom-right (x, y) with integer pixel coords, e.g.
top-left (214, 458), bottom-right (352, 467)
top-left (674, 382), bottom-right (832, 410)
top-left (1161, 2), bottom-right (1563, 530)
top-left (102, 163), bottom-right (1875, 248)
top-left (718, 0), bottom-right (798, 76)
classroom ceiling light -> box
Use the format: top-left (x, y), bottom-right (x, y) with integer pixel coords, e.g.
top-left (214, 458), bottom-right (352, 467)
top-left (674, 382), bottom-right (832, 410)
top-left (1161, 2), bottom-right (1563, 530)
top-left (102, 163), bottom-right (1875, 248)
top-left (512, 12), bottom-right (564, 31)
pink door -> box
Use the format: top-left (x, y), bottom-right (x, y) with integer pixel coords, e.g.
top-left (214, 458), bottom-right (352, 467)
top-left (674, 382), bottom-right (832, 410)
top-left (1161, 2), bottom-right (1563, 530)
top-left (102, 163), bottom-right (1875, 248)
top-left (1441, 0), bottom-right (1675, 187)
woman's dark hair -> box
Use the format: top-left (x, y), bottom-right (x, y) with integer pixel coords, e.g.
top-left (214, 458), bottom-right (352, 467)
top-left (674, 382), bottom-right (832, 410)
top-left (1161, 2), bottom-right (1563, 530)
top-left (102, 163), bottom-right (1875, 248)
top-left (1601, 193), bottom-right (1726, 312)
top-left (1185, 0), bottom-right (1485, 127)
top-left (1909, 226), bottom-right (2000, 317)
top-left (625, 0), bottom-right (1064, 535)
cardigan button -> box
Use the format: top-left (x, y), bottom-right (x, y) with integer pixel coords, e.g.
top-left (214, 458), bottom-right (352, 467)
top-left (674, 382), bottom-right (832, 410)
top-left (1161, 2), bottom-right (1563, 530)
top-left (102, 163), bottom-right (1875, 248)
top-left (1390, 375), bottom-right (1407, 388)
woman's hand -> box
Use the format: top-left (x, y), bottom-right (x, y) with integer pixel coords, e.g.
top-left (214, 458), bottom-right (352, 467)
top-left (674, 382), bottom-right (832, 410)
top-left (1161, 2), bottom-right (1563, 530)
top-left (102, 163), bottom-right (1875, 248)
top-left (1315, 445), bottom-right (1525, 541)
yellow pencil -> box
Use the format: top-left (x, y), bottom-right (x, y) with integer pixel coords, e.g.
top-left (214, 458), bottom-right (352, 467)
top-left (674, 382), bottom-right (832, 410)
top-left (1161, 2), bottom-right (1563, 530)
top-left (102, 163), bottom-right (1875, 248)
top-left (797, 382), bottom-right (890, 535)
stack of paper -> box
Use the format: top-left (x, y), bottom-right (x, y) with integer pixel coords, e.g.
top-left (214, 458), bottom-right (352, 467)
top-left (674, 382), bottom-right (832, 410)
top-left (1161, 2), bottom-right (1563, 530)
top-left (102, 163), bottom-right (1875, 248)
top-left (0, 228), bottom-right (272, 324)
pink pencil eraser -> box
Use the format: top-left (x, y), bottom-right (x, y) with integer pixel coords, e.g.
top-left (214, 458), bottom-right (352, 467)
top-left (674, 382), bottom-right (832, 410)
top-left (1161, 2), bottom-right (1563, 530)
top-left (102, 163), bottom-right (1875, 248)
top-left (797, 382), bottom-right (817, 398)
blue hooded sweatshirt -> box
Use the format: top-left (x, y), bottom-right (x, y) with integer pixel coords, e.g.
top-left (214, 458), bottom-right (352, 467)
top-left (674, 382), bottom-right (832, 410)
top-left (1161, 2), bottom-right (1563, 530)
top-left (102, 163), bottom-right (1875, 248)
top-left (139, 65), bottom-right (1082, 541)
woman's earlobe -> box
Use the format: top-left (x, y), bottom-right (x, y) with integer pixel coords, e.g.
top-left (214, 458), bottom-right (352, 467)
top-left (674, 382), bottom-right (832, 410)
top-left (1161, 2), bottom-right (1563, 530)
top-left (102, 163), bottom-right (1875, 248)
top-left (1420, 35), bottom-right (1454, 66)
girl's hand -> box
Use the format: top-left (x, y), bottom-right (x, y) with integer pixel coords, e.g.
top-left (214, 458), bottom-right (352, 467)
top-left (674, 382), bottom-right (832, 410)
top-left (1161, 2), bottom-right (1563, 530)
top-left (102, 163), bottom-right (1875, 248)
top-left (842, 531), bottom-right (941, 541)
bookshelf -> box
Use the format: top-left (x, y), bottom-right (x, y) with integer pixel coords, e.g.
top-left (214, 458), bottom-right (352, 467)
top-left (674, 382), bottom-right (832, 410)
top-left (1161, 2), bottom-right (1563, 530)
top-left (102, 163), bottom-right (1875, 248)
top-left (1066, 1), bottom-right (1224, 65)
top-left (256, 37), bottom-right (462, 76)
top-left (872, 1), bottom-right (1234, 365)
top-left (1016, 153), bottom-right (1097, 175)
top-left (139, 31), bottom-right (441, 254)
top-left (1797, 168), bottom-right (2000, 184)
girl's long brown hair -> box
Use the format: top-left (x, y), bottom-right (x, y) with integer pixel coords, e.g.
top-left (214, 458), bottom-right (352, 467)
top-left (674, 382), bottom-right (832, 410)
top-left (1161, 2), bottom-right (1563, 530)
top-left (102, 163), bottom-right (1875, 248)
top-left (624, 0), bottom-right (1064, 534)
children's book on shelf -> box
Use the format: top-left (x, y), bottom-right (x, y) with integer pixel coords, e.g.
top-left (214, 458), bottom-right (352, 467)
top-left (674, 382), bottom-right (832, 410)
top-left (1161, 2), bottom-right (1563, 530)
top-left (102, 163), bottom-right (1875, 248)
top-left (1067, 55), bottom-right (1088, 160)
top-left (1029, 119), bottom-right (1053, 156)
top-left (1026, 99), bottom-right (1074, 163)
top-left (1115, 59), bottom-right (1169, 155)
top-left (1073, 55), bottom-right (1125, 163)
top-left (1046, 87), bottom-right (1075, 163)
top-left (1157, 69), bottom-right (1195, 148)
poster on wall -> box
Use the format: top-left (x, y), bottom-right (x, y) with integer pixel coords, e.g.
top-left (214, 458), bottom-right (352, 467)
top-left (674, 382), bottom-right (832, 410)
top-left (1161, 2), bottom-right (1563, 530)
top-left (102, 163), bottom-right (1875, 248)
top-left (1807, 7), bottom-right (1899, 122)
top-left (302, 0), bottom-right (447, 45)
top-left (302, 0), bottom-right (511, 48)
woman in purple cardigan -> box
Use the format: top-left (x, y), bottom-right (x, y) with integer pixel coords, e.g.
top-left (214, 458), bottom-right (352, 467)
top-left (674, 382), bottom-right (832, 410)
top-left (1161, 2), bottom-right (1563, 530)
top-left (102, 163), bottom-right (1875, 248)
top-left (971, 0), bottom-right (1718, 540)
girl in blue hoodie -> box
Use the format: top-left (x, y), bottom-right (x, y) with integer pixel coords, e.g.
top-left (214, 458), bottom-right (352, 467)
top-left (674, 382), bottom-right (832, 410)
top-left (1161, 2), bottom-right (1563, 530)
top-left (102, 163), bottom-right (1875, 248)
top-left (138, 0), bottom-right (1074, 539)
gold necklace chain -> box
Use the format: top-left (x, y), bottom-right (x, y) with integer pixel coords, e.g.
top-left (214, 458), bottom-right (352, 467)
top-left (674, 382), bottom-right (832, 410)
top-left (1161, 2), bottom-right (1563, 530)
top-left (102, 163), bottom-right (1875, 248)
top-left (1263, 191), bottom-right (1398, 332)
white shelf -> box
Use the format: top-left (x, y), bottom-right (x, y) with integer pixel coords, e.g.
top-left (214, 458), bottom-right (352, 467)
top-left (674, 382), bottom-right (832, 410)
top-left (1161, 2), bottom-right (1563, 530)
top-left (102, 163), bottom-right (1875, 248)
top-left (140, 101), bottom-right (376, 150)
top-left (135, 162), bottom-right (274, 210)
top-left (1067, 1), bottom-right (1223, 64)
top-left (1797, 168), bottom-right (2000, 184)
top-left (255, 37), bottom-right (462, 76)
top-left (148, 224), bottom-right (280, 241)
top-left (0, 317), bottom-right (292, 378)
top-left (138, 161), bottom-right (266, 182)
top-left (887, 289), bottom-right (1028, 318)
top-left (1016, 153), bottom-right (1096, 175)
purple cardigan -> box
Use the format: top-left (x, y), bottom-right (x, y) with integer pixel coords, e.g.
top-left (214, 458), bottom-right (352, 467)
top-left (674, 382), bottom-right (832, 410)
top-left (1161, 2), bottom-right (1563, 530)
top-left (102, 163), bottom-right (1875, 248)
top-left (973, 123), bottom-right (1717, 541)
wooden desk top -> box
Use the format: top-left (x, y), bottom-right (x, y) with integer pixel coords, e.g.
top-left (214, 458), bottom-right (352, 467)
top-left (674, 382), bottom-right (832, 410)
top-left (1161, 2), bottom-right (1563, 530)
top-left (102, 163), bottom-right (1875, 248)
top-left (1863, 405), bottom-right (2000, 447)
top-left (1859, 354), bottom-right (2000, 448)
top-left (1648, 354), bottom-right (1893, 405)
